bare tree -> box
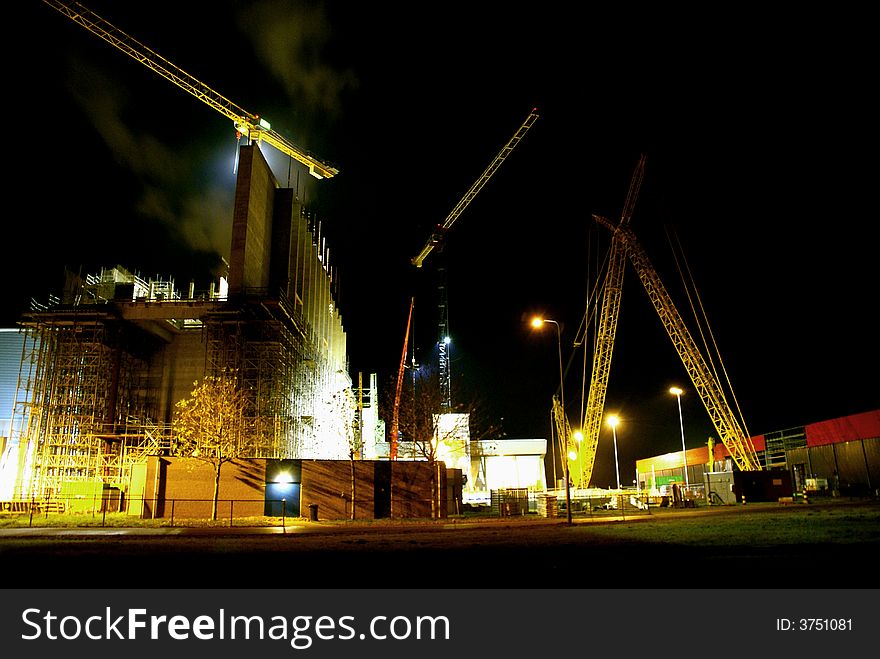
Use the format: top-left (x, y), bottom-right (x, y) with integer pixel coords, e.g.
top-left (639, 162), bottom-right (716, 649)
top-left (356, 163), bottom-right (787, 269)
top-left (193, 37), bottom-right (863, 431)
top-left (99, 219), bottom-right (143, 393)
top-left (381, 366), bottom-right (500, 518)
top-left (172, 375), bottom-right (257, 521)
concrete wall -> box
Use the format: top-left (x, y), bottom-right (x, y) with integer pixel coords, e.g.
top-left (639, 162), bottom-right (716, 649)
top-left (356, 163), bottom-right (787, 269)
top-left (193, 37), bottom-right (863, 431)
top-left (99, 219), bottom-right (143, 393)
top-left (229, 145), bottom-right (276, 293)
top-left (141, 457), bottom-right (454, 521)
top-left (142, 456), bottom-right (267, 519)
top-left (154, 329), bottom-right (206, 424)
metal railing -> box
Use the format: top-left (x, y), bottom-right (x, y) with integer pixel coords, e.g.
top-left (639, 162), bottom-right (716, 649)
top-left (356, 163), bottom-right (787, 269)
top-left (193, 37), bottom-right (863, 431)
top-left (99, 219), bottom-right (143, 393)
top-left (0, 496), bottom-right (295, 529)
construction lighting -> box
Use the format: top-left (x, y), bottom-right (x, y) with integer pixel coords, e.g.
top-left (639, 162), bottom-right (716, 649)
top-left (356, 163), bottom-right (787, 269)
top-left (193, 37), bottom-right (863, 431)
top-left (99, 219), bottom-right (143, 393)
top-left (607, 414), bottom-right (620, 429)
top-left (573, 430), bottom-right (584, 442)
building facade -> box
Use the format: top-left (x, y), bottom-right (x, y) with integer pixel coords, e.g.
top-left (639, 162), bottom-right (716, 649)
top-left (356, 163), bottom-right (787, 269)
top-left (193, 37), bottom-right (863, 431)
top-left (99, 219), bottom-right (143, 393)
top-left (2, 145), bottom-right (352, 500)
top-left (636, 409), bottom-right (880, 499)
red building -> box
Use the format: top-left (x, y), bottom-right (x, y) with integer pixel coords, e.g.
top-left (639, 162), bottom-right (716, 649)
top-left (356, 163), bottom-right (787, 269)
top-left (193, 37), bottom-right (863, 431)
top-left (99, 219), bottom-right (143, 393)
top-left (636, 409), bottom-right (880, 499)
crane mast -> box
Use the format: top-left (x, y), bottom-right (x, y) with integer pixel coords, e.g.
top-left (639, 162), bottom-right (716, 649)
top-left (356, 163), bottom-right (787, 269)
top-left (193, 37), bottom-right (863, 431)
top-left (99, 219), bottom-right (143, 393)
top-left (574, 156), bottom-right (646, 489)
top-left (411, 108), bottom-right (538, 412)
top-left (43, 0), bottom-right (339, 180)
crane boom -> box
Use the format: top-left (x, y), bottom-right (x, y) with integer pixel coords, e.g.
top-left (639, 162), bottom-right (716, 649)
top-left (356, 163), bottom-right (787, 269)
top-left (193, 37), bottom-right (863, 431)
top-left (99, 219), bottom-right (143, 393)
top-left (44, 0), bottom-right (339, 180)
top-left (390, 298), bottom-right (415, 461)
top-left (573, 156), bottom-right (646, 489)
top-left (411, 109), bottom-right (539, 267)
top-left (597, 219), bottom-right (763, 472)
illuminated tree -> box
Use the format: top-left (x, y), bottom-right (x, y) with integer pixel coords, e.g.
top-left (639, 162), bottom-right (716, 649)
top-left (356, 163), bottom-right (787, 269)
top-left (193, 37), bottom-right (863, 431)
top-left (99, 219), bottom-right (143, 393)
top-left (172, 375), bottom-right (257, 521)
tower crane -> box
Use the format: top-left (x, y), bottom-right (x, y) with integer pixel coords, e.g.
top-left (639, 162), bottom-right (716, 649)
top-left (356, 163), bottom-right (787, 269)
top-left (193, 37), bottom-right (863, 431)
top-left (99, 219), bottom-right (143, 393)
top-left (43, 0), bottom-right (338, 180)
top-left (412, 109), bottom-right (539, 411)
top-left (570, 157), bottom-right (761, 488)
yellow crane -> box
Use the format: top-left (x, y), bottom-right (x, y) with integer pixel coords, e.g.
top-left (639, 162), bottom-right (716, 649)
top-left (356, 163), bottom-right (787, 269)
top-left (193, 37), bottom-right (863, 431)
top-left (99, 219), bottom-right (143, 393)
top-left (570, 156), bottom-right (646, 489)
top-left (411, 109), bottom-right (538, 411)
top-left (570, 157), bottom-right (761, 488)
top-left (411, 109), bottom-right (539, 268)
top-left (43, 0), bottom-right (338, 180)
top-left (592, 216), bottom-right (762, 473)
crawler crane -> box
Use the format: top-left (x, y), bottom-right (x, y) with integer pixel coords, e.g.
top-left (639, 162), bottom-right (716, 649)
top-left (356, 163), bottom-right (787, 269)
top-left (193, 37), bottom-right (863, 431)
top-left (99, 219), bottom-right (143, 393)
top-left (43, 0), bottom-right (338, 180)
top-left (571, 157), bottom-right (760, 489)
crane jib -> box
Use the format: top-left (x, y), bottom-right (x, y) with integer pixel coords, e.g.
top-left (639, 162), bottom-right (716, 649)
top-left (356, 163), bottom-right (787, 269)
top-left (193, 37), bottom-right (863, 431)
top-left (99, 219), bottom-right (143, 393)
top-left (44, 0), bottom-right (338, 180)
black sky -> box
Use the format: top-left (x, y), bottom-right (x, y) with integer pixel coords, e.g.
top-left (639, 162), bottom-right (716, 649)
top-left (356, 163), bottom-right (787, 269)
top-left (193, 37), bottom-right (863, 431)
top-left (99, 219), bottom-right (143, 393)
top-left (8, 2), bottom-right (877, 487)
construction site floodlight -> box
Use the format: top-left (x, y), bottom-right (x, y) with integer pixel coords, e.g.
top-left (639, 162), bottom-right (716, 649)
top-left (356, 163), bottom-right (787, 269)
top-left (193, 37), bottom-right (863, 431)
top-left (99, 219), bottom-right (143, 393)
top-left (606, 414), bottom-right (620, 429)
top-left (573, 430), bottom-right (584, 442)
top-left (669, 386), bottom-right (684, 396)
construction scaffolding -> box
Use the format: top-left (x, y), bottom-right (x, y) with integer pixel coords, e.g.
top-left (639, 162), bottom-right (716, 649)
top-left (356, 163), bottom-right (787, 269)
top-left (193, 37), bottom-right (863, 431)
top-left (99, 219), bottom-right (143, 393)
top-left (6, 144), bottom-right (351, 500)
top-left (202, 294), bottom-right (342, 460)
top-left (8, 266), bottom-right (351, 499)
top-left (9, 306), bottom-right (168, 498)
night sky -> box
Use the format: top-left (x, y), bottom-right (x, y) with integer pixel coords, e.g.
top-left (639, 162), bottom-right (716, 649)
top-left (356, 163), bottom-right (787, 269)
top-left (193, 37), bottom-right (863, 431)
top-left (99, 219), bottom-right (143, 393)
top-left (8, 2), bottom-right (877, 487)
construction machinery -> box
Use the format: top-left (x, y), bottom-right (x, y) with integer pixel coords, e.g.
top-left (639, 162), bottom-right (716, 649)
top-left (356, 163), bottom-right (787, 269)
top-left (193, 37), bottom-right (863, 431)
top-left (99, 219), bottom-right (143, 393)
top-left (569, 156), bottom-right (645, 489)
top-left (570, 157), bottom-right (760, 489)
top-left (43, 0), bottom-right (338, 180)
top-left (390, 298), bottom-right (415, 460)
top-left (412, 109), bottom-right (539, 411)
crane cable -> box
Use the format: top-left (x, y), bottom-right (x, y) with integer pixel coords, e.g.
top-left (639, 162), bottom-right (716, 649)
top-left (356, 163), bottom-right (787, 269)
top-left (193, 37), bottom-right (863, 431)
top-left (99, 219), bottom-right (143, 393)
top-left (665, 226), bottom-right (753, 440)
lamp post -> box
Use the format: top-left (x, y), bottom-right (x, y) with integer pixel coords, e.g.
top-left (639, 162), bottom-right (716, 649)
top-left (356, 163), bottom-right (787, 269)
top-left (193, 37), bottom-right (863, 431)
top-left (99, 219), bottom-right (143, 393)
top-left (607, 414), bottom-right (621, 490)
top-left (531, 316), bottom-right (572, 524)
top-left (669, 386), bottom-right (688, 488)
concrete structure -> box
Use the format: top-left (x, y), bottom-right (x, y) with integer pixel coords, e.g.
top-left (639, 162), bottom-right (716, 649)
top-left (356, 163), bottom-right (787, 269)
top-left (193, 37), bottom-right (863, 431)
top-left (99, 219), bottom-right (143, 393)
top-left (467, 438), bottom-right (547, 505)
top-left (134, 457), bottom-right (451, 520)
top-left (3, 145), bottom-right (352, 501)
top-left (636, 409), bottom-right (880, 500)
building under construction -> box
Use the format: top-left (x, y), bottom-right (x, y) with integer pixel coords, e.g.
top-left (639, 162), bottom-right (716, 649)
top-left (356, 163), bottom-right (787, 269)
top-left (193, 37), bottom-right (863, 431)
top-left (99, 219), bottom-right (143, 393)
top-left (5, 145), bottom-right (352, 500)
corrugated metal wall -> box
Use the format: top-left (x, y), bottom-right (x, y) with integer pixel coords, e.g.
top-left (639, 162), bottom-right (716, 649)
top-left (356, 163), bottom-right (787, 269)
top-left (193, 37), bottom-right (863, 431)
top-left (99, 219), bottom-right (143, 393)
top-left (0, 329), bottom-right (26, 436)
top-left (787, 437), bottom-right (878, 494)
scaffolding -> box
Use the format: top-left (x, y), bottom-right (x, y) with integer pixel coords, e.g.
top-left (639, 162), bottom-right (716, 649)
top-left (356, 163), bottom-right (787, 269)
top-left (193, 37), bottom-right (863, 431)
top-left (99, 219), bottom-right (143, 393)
top-left (203, 296), bottom-right (318, 459)
top-left (9, 308), bottom-right (165, 498)
top-left (9, 266), bottom-right (351, 499)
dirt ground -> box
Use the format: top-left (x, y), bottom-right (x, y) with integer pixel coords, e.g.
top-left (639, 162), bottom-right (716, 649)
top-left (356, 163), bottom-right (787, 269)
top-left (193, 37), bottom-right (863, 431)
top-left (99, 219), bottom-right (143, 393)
top-left (2, 500), bottom-right (878, 589)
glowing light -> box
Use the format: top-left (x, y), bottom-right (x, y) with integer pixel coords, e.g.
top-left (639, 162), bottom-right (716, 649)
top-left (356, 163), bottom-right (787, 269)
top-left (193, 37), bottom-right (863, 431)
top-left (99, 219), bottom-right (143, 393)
top-left (669, 386), bottom-right (684, 396)
top-left (275, 472), bottom-right (294, 484)
top-left (443, 336), bottom-right (452, 345)
top-left (258, 117), bottom-right (271, 130)
top-left (607, 414), bottom-right (620, 429)
top-left (568, 450), bottom-right (578, 461)
top-left (530, 317), bottom-right (545, 328)
top-left (572, 430), bottom-right (584, 443)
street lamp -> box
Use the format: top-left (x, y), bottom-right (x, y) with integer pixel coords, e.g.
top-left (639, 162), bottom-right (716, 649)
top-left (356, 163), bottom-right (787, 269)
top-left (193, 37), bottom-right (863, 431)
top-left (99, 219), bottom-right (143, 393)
top-left (530, 316), bottom-right (572, 524)
top-left (572, 430), bottom-right (584, 490)
top-left (607, 414), bottom-right (621, 490)
top-left (669, 386), bottom-right (688, 488)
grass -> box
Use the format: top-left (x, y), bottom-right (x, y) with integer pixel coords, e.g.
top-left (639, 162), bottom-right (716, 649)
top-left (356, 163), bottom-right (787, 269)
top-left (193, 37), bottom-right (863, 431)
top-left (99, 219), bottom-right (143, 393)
top-left (575, 502), bottom-right (880, 546)
top-left (0, 512), bottom-right (291, 529)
